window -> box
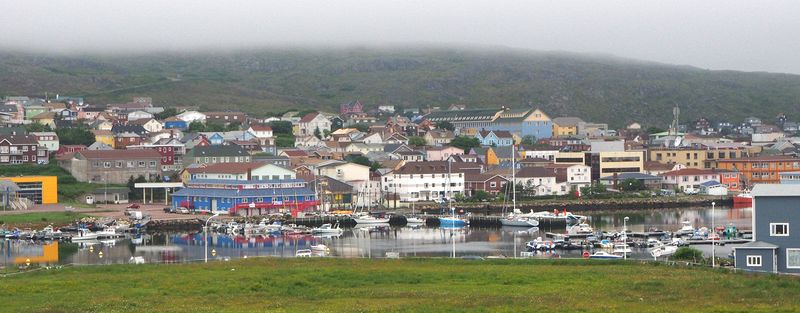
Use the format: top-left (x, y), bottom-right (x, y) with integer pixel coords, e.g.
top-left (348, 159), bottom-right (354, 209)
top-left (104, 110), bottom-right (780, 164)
top-left (746, 255), bottom-right (762, 267)
top-left (787, 249), bottom-right (800, 269)
top-left (770, 223), bottom-right (789, 236)
top-left (149, 161), bottom-right (157, 167)
top-left (138, 161), bottom-right (146, 167)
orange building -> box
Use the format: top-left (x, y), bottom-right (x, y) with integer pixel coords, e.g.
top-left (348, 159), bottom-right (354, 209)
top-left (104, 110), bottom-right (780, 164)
top-left (718, 171), bottom-right (743, 191)
top-left (717, 156), bottom-right (800, 186)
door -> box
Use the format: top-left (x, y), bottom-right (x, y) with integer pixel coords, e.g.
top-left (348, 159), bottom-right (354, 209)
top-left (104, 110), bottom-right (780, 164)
top-left (211, 199), bottom-right (218, 211)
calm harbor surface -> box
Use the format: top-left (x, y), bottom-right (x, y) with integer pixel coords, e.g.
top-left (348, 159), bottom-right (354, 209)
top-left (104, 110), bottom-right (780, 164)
top-left (1, 206), bottom-right (751, 266)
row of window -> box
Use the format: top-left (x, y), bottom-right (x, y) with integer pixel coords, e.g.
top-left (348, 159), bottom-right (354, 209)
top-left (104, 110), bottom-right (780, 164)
top-left (746, 250), bottom-right (800, 268)
top-left (94, 160), bottom-right (157, 168)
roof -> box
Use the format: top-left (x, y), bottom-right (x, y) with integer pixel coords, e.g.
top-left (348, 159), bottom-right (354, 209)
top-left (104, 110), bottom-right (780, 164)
top-left (299, 112), bottom-right (320, 123)
top-left (427, 130), bottom-right (454, 139)
top-left (515, 167), bottom-right (559, 178)
top-left (553, 117), bottom-right (585, 127)
top-left (281, 150), bottom-right (309, 157)
top-left (643, 161), bottom-right (675, 171)
top-left (733, 241), bottom-right (778, 249)
top-left (600, 172), bottom-right (662, 181)
top-left (661, 168), bottom-right (720, 177)
top-left (424, 109), bottom-right (500, 122)
top-left (186, 162), bottom-right (277, 174)
top-left (189, 145), bottom-right (249, 157)
top-left (0, 135), bottom-right (38, 145)
top-left (76, 149), bottom-right (162, 160)
top-left (465, 172), bottom-right (507, 182)
top-left (249, 124), bottom-right (273, 131)
top-left (393, 161), bottom-right (478, 175)
top-left (753, 184), bottom-right (800, 197)
top-left (699, 180), bottom-right (722, 187)
top-left (173, 186), bottom-right (314, 198)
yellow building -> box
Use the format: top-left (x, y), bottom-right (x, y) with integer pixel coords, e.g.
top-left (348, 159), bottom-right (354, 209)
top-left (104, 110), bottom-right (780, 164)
top-left (648, 145), bottom-right (761, 169)
top-left (1, 176), bottom-right (58, 204)
top-left (592, 151), bottom-right (644, 179)
top-left (91, 130), bottom-right (115, 148)
top-left (552, 117), bottom-right (584, 137)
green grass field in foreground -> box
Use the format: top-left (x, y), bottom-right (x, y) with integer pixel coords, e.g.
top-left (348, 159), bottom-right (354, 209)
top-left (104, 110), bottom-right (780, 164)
top-left (0, 212), bottom-right (89, 227)
top-left (1, 258), bottom-right (799, 312)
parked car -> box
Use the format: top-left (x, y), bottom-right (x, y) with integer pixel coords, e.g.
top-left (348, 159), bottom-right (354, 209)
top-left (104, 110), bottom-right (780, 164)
top-left (178, 207), bottom-right (190, 214)
top-left (163, 207), bottom-right (177, 213)
top-left (127, 203), bottom-right (141, 209)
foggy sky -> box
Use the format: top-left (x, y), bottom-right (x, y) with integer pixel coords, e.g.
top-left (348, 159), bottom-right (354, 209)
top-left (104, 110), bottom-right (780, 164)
top-left (3, 0), bottom-right (800, 74)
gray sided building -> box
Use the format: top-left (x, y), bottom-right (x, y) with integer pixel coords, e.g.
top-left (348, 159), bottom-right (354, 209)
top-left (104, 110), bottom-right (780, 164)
top-left (59, 149), bottom-right (163, 184)
top-left (734, 184), bottom-right (800, 274)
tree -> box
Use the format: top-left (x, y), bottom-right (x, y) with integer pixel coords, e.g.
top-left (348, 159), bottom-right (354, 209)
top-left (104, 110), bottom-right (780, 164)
top-left (323, 130), bottom-right (331, 138)
top-left (353, 123), bottom-right (370, 132)
top-left (127, 175), bottom-right (147, 201)
top-left (154, 107), bottom-right (177, 120)
top-left (347, 155), bottom-right (380, 171)
top-left (269, 121), bottom-right (293, 134)
top-left (470, 190), bottom-right (492, 202)
top-left (55, 125), bottom-right (94, 145)
top-left (619, 178), bottom-right (645, 191)
top-left (646, 126), bottom-right (667, 134)
top-left (24, 123), bottom-right (52, 132)
top-left (450, 136), bottom-right (480, 151)
top-left (275, 134), bottom-right (295, 148)
top-left (408, 136), bottom-right (426, 146)
top-left (225, 122), bottom-right (241, 131)
top-left (205, 123), bottom-right (225, 132)
top-left (188, 121), bottom-right (205, 133)
top-left (314, 127), bottom-right (322, 139)
top-left (521, 135), bottom-right (537, 146)
top-left (437, 121), bottom-right (455, 132)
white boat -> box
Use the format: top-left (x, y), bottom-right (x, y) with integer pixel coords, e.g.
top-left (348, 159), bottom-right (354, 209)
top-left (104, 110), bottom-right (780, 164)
top-left (311, 223), bottom-right (343, 235)
top-left (599, 239), bottom-right (614, 249)
top-left (310, 244), bottom-right (329, 252)
top-left (406, 216), bottom-right (425, 224)
top-left (353, 214), bottom-right (390, 224)
top-left (676, 220), bottom-right (695, 236)
top-left (612, 243), bottom-right (632, 254)
top-left (589, 251), bottom-right (623, 260)
top-left (650, 244), bottom-right (678, 258)
top-left (96, 226), bottom-right (125, 238)
top-left (500, 216), bottom-right (540, 227)
top-left (568, 223), bottom-right (594, 234)
top-left (71, 228), bottom-right (98, 241)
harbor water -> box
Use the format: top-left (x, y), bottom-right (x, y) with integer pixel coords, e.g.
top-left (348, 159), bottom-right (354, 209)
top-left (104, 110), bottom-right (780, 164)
top-left (1, 206), bottom-right (751, 266)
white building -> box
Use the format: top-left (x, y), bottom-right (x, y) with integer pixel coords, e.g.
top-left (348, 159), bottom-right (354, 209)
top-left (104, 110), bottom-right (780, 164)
top-left (176, 111), bottom-right (207, 123)
top-left (383, 161), bottom-right (465, 202)
top-left (30, 132), bottom-right (59, 152)
top-left (127, 110), bottom-right (154, 121)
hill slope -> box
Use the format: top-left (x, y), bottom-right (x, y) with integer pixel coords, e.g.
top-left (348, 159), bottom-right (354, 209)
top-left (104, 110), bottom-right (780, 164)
top-left (2, 48), bottom-right (799, 128)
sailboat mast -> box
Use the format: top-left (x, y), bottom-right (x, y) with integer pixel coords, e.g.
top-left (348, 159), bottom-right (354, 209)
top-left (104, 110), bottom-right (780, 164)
top-left (512, 144), bottom-right (516, 212)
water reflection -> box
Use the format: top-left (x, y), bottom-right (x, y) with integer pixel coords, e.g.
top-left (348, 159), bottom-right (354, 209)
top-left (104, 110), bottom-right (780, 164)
top-left (0, 206), bottom-right (750, 266)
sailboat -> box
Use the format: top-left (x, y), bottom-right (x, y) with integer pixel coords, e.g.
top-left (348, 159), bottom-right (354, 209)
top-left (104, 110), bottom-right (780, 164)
top-left (406, 201), bottom-right (425, 224)
top-left (353, 184), bottom-right (390, 224)
top-left (500, 144), bottom-right (539, 227)
top-left (438, 159), bottom-right (468, 227)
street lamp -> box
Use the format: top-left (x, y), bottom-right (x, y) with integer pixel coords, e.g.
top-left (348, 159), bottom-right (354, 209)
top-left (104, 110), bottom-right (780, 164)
top-left (623, 216), bottom-right (630, 260)
top-left (204, 213), bottom-right (220, 263)
top-left (711, 201), bottom-right (716, 268)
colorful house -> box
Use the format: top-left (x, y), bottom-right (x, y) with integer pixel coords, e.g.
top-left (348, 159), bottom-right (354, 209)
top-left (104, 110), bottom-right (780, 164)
top-left (171, 179), bottom-right (317, 215)
top-left (91, 130), bottom-right (115, 148)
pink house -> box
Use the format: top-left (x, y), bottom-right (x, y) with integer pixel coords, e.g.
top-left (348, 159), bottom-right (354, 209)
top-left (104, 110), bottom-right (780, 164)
top-left (426, 146), bottom-right (464, 161)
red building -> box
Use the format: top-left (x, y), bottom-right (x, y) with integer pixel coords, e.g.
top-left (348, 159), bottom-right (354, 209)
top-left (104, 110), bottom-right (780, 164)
top-left (113, 132), bottom-right (143, 149)
top-left (340, 100), bottom-right (364, 116)
top-left (56, 145), bottom-right (87, 158)
top-left (128, 138), bottom-right (185, 172)
top-left (0, 135), bottom-right (41, 165)
top-left (464, 173), bottom-right (508, 196)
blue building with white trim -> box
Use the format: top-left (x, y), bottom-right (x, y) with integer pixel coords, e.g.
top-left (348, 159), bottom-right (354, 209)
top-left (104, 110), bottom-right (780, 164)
top-left (734, 184), bottom-right (800, 274)
top-left (171, 179), bottom-right (317, 215)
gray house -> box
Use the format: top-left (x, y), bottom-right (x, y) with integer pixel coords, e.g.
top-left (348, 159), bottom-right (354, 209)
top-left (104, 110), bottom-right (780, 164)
top-left (734, 184), bottom-right (800, 273)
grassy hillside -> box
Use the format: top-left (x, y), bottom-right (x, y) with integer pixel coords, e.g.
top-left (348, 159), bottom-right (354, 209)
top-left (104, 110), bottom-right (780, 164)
top-left (2, 48), bottom-right (800, 128)
top-left (3, 258), bottom-right (799, 312)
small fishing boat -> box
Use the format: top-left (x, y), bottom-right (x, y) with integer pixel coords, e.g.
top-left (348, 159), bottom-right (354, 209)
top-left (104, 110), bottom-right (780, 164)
top-left (568, 223), bottom-right (594, 234)
top-left (439, 216), bottom-right (468, 228)
top-left (353, 214), bottom-right (390, 224)
top-left (500, 216), bottom-right (540, 227)
top-left (650, 244), bottom-right (678, 258)
top-left (405, 216), bottom-right (425, 224)
top-left (612, 243), bottom-right (632, 254)
top-left (95, 226), bottom-right (124, 239)
top-left (676, 221), bottom-right (695, 236)
top-left (311, 223), bottom-right (343, 235)
top-left (71, 228), bottom-right (99, 241)
top-left (310, 244), bottom-right (329, 252)
top-left (733, 192), bottom-right (753, 205)
top-left (589, 251), bottom-right (623, 260)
